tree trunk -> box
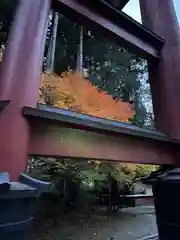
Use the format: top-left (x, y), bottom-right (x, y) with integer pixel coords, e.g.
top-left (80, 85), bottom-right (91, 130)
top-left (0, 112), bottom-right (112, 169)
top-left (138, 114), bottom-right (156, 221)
top-left (46, 11), bottom-right (59, 73)
top-left (76, 26), bottom-right (83, 73)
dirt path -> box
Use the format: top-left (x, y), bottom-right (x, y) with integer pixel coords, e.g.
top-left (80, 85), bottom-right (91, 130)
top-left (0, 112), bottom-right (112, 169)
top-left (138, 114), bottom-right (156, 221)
top-left (35, 206), bottom-right (157, 240)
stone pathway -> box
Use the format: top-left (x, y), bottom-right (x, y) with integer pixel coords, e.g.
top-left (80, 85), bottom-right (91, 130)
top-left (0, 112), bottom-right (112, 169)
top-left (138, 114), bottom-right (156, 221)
top-left (36, 205), bottom-right (158, 240)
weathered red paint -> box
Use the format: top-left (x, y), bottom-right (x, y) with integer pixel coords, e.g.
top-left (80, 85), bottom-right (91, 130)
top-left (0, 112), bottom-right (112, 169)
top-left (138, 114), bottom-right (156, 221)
top-left (28, 120), bottom-right (174, 165)
top-left (0, 0), bottom-right (179, 178)
top-left (140, 0), bottom-right (180, 139)
top-left (0, 0), bottom-right (50, 180)
top-left (52, 0), bottom-right (163, 61)
top-left (106, 0), bottom-right (130, 9)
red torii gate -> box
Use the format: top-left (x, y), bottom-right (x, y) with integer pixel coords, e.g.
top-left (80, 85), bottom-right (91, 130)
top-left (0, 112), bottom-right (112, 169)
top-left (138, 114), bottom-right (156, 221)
top-left (0, 0), bottom-right (179, 181)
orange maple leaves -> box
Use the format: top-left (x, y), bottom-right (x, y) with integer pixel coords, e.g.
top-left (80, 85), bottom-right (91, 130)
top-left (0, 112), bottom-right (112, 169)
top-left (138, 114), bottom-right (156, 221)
top-left (39, 71), bottom-right (134, 122)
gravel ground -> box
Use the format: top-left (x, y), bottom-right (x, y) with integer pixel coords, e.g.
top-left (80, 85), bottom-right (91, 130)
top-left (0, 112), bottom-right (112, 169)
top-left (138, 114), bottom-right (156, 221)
top-left (136, 233), bottom-right (158, 240)
top-left (36, 205), bottom-right (158, 240)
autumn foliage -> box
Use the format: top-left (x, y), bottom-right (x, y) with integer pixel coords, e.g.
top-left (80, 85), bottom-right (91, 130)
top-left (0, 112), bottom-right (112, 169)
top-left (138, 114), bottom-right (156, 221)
top-left (39, 71), bottom-right (134, 122)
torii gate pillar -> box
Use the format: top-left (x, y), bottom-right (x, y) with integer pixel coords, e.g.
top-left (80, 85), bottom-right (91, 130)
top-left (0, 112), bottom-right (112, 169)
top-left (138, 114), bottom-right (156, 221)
top-left (0, 0), bottom-right (50, 180)
top-left (140, 0), bottom-right (180, 139)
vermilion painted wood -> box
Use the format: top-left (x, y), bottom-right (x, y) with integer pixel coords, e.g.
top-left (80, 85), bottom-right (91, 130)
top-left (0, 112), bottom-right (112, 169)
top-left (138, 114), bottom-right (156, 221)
top-left (140, 0), bottom-right (180, 140)
top-left (0, 101), bottom-right (10, 112)
top-left (24, 105), bottom-right (174, 143)
top-left (23, 106), bottom-right (176, 165)
top-left (78, 0), bottom-right (130, 11)
top-left (28, 120), bottom-right (174, 165)
top-left (0, 0), bottom-right (178, 180)
top-left (0, 0), bottom-right (50, 180)
top-left (104, 0), bottom-right (130, 10)
top-left (52, 0), bottom-right (164, 61)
